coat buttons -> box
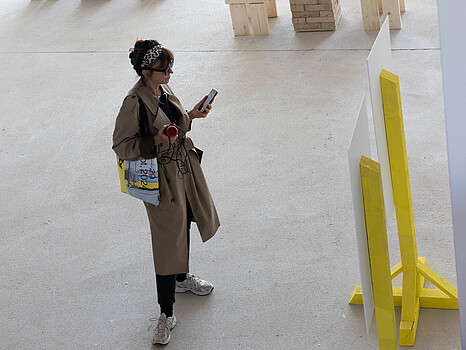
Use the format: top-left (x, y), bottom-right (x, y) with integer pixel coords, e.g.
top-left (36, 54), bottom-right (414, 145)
top-left (166, 179), bottom-right (170, 184)
top-left (170, 198), bottom-right (176, 203)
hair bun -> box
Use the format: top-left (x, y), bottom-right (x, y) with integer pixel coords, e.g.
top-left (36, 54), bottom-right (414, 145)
top-left (129, 50), bottom-right (135, 65)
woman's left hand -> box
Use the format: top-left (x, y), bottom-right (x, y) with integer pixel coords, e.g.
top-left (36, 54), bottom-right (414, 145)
top-left (188, 95), bottom-right (213, 120)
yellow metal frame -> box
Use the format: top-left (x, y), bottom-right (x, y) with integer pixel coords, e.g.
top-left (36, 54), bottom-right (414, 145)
top-left (349, 69), bottom-right (458, 347)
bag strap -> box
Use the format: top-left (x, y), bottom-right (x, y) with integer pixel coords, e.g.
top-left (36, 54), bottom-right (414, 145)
top-left (138, 97), bottom-right (149, 137)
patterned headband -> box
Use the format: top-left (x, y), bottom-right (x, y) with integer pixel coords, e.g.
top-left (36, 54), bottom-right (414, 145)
top-left (141, 44), bottom-right (164, 68)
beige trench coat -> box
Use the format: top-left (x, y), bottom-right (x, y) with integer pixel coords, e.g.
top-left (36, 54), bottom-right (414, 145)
top-left (112, 79), bottom-right (220, 275)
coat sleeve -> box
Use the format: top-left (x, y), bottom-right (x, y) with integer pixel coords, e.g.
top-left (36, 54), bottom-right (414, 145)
top-left (179, 109), bottom-right (193, 133)
top-left (112, 95), bottom-right (155, 160)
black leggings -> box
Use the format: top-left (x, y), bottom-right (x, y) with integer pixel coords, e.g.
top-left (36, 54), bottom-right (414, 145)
top-left (155, 198), bottom-right (193, 317)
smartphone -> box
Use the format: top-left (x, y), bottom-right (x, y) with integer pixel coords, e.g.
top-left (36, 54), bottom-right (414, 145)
top-left (199, 89), bottom-right (218, 112)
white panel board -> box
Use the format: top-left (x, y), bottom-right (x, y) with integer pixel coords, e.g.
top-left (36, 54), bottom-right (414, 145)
top-left (438, 0), bottom-right (466, 346)
top-left (348, 95), bottom-right (374, 334)
top-left (367, 17), bottom-right (395, 219)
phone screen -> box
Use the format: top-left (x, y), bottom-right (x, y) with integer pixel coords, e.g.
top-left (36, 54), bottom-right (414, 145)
top-left (199, 89), bottom-right (218, 112)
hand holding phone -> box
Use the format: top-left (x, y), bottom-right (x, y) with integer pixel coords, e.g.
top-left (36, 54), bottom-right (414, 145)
top-left (198, 89), bottom-right (218, 112)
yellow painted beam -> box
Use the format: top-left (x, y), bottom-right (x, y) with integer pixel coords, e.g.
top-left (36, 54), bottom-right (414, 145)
top-left (417, 262), bottom-right (458, 300)
top-left (390, 261), bottom-right (403, 279)
top-left (420, 289), bottom-right (458, 309)
top-left (360, 156), bottom-right (397, 350)
top-left (350, 286), bottom-right (458, 309)
top-left (352, 285), bottom-right (458, 310)
top-left (349, 285), bottom-right (364, 304)
top-left (381, 69), bottom-right (420, 346)
top-left (380, 69), bottom-right (459, 345)
top-left (380, 69), bottom-right (418, 269)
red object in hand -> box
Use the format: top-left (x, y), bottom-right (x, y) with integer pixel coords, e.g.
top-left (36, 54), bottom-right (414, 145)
top-left (164, 125), bottom-right (178, 138)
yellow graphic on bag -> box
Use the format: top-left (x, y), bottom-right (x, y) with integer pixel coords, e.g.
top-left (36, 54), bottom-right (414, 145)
top-left (117, 156), bottom-right (159, 205)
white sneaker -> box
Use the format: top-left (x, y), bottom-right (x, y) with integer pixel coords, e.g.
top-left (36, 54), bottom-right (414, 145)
top-left (175, 273), bottom-right (214, 296)
top-left (151, 313), bottom-right (176, 345)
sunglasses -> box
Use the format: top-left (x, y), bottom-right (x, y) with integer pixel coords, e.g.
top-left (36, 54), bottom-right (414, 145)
top-left (143, 61), bottom-right (174, 75)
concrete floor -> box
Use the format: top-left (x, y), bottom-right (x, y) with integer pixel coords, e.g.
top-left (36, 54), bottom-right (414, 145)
top-left (0, 0), bottom-right (460, 349)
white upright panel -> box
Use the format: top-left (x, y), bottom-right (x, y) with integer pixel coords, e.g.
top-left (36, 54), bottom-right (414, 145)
top-left (438, 1), bottom-right (466, 346)
top-left (367, 17), bottom-right (395, 219)
top-left (348, 95), bottom-right (374, 334)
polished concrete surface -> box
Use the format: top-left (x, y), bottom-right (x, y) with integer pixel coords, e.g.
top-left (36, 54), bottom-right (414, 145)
top-left (0, 0), bottom-right (460, 349)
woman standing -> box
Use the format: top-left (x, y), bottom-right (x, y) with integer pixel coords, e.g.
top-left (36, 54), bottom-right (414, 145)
top-left (112, 39), bottom-right (220, 345)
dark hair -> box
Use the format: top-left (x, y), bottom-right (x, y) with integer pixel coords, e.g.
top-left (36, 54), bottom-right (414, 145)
top-left (129, 39), bottom-right (174, 83)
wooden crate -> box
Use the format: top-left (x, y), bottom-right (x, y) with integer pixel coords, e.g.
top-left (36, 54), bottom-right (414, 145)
top-left (290, 0), bottom-right (341, 32)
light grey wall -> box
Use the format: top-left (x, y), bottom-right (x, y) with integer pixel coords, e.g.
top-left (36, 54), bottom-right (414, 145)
top-left (438, 0), bottom-right (466, 347)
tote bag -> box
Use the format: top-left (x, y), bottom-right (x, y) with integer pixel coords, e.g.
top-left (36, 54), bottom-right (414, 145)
top-left (117, 97), bottom-right (159, 206)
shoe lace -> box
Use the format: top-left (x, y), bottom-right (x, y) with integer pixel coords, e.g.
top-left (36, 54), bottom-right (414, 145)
top-left (187, 274), bottom-right (203, 288)
top-left (150, 316), bottom-right (167, 335)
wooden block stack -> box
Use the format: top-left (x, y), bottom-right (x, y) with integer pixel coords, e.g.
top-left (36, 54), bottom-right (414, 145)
top-left (360, 0), bottom-right (404, 31)
top-left (290, 0), bottom-right (341, 32)
top-left (225, 0), bottom-right (277, 36)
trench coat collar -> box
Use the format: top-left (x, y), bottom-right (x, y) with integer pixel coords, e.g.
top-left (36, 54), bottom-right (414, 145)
top-left (131, 79), bottom-right (185, 118)
top-left (131, 79), bottom-right (160, 116)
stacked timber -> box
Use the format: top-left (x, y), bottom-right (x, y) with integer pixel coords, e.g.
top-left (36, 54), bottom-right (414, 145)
top-left (290, 0), bottom-right (341, 31)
